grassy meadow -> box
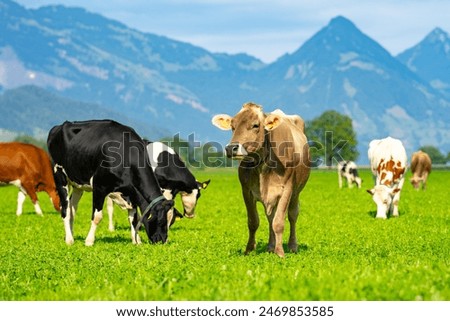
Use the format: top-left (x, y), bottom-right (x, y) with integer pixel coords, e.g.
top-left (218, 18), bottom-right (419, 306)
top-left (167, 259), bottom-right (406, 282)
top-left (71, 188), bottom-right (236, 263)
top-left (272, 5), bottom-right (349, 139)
top-left (0, 168), bottom-right (448, 301)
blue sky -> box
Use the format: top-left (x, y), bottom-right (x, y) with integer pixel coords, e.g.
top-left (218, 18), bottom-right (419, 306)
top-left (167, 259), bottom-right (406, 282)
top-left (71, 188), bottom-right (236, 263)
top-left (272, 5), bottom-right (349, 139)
top-left (14, 0), bottom-right (450, 63)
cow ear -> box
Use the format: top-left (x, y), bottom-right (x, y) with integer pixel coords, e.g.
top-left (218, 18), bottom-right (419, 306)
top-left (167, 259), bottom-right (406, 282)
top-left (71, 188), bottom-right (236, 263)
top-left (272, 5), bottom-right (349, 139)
top-left (197, 179), bottom-right (210, 189)
top-left (212, 114), bottom-right (232, 130)
top-left (264, 114), bottom-right (282, 131)
top-left (366, 189), bottom-right (375, 195)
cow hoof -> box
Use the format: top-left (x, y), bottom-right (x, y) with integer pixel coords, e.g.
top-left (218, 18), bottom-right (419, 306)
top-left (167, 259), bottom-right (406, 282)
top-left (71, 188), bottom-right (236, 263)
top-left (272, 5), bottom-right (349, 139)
top-left (288, 243), bottom-right (298, 253)
top-left (275, 250), bottom-right (285, 258)
top-left (245, 243), bottom-right (256, 255)
top-left (375, 216), bottom-right (387, 220)
top-left (85, 239), bottom-right (95, 246)
top-left (65, 238), bottom-right (74, 245)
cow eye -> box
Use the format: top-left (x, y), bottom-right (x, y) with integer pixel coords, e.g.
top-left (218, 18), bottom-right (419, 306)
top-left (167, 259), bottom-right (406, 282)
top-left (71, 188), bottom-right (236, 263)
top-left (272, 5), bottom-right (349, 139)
top-left (252, 123), bottom-right (259, 129)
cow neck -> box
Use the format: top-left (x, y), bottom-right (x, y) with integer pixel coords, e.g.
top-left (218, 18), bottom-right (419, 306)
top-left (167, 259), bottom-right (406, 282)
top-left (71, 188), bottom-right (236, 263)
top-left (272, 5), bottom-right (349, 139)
top-left (262, 130), bottom-right (278, 168)
top-left (142, 194), bottom-right (166, 217)
top-left (135, 194), bottom-right (166, 241)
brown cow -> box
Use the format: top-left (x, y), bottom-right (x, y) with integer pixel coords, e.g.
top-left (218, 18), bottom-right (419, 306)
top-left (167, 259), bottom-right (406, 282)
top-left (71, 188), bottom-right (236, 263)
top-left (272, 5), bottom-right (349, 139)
top-left (410, 151), bottom-right (432, 190)
top-left (212, 103), bottom-right (310, 258)
top-left (0, 142), bottom-right (60, 215)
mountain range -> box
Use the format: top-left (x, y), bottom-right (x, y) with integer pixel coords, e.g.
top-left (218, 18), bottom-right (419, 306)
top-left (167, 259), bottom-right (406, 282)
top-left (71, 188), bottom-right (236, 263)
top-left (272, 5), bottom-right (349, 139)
top-left (1, 0), bottom-right (450, 163)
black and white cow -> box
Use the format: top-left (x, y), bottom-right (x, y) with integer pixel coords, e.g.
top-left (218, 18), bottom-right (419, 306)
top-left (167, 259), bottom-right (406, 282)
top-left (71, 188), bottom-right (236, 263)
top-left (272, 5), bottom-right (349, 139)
top-left (47, 120), bottom-right (174, 246)
top-left (106, 141), bottom-right (210, 231)
top-left (338, 160), bottom-right (362, 188)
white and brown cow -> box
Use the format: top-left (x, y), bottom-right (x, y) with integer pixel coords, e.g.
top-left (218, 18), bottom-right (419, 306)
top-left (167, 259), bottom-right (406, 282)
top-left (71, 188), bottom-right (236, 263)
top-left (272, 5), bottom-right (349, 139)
top-left (410, 151), bottom-right (432, 190)
top-left (212, 103), bottom-right (310, 258)
top-left (367, 137), bottom-right (407, 219)
top-left (338, 160), bottom-right (362, 188)
top-left (0, 142), bottom-right (60, 215)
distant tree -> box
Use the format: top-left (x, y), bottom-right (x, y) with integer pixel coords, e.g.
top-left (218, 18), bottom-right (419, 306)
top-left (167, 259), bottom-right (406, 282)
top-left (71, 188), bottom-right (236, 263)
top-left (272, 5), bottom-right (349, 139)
top-left (417, 146), bottom-right (447, 164)
top-left (306, 110), bottom-right (359, 167)
top-left (447, 152), bottom-right (450, 163)
top-left (13, 135), bottom-right (47, 151)
top-left (157, 135), bottom-right (235, 169)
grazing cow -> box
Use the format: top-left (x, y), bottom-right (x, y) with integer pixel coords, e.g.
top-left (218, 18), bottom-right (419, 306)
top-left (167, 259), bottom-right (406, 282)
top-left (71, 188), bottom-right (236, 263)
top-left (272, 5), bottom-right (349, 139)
top-left (410, 151), bottom-right (432, 190)
top-left (106, 141), bottom-right (210, 231)
top-left (367, 137), bottom-right (407, 219)
top-left (47, 120), bottom-right (174, 246)
top-left (0, 142), bottom-right (60, 215)
top-left (212, 103), bottom-right (310, 258)
top-left (338, 160), bottom-right (362, 188)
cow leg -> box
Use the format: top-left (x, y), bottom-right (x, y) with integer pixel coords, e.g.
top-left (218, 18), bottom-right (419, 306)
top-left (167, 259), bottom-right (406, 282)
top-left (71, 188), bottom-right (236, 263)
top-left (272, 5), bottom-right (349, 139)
top-left (422, 173), bottom-right (428, 190)
top-left (271, 191), bottom-right (292, 258)
top-left (85, 189), bottom-right (106, 246)
top-left (52, 166), bottom-right (74, 244)
top-left (287, 194), bottom-right (300, 253)
top-left (346, 175), bottom-right (354, 188)
top-left (70, 188), bottom-right (83, 218)
top-left (16, 190), bottom-right (26, 216)
top-left (242, 189), bottom-right (259, 255)
top-left (106, 196), bottom-right (115, 231)
top-left (128, 208), bottom-right (142, 245)
top-left (66, 188), bottom-right (83, 240)
top-left (266, 207), bottom-right (276, 253)
top-left (338, 173), bottom-right (343, 188)
top-left (390, 179), bottom-right (404, 217)
top-left (391, 194), bottom-right (400, 217)
top-left (62, 185), bottom-right (74, 245)
top-left (24, 186), bottom-right (43, 216)
top-left (21, 184), bottom-right (43, 216)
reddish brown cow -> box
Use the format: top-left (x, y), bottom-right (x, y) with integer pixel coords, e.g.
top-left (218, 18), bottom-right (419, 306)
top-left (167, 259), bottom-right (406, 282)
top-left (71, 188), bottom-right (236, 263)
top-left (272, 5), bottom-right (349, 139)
top-left (410, 151), bottom-right (432, 190)
top-left (0, 142), bottom-right (60, 215)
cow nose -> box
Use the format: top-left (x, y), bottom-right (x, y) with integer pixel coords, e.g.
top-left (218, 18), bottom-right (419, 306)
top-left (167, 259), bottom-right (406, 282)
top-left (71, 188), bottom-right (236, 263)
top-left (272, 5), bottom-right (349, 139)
top-left (225, 143), bottom-right (239, 158)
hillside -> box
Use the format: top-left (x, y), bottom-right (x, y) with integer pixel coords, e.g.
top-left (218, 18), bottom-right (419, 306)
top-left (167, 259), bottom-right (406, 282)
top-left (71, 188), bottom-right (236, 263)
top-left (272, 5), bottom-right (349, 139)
top-left (1, 0), bottom-right (450, 161)
top-left (397, 28), bottom-right (450, 99)
top-left (0, 85), bottom-right (168, 139)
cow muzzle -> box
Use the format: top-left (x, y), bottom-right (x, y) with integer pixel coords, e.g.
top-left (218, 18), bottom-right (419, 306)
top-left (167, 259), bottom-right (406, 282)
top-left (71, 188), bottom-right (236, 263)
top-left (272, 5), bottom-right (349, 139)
top-left (225, 143), bottom-right (247, 158)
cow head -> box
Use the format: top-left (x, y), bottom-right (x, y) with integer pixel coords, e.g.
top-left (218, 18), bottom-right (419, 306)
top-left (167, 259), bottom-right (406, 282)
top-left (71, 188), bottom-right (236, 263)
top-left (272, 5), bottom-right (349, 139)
top-left (180, 179), bottom-right (210, 218)
top-left (410, 177), bottom-right (421, 190)
top-left (37, 180), bottom-right (61, 212)
top-left (212, 102), bottom-right (282, 160)
top-left (142, 199), bottom-right (175, 243)
top-left (48, 188), bottom-right (61, 213)
top-left (367, 185), bottom-right (400, 219)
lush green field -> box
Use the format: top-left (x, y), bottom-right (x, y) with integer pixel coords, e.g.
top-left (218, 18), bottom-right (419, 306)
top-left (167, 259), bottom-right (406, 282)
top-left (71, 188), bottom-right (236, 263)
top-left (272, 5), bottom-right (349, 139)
top-left (0, 168), bottom-right (448, 301)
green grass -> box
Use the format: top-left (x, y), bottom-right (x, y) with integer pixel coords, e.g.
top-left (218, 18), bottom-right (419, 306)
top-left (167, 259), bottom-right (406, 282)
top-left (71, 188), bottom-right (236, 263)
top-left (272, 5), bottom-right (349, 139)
top-left (0, 168), bottom-right (448, 300)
